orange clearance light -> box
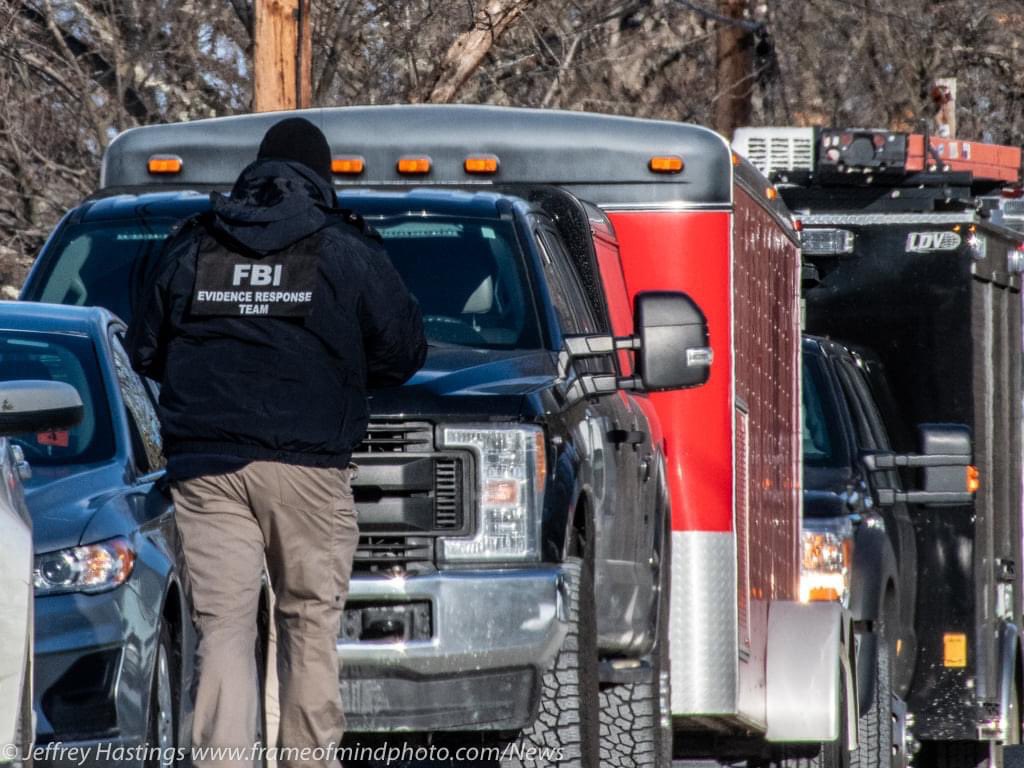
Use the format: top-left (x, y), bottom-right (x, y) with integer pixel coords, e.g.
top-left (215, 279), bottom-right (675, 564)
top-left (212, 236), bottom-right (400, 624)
top-left (732, 152), bottom-right (743, 167)
top-left (147, 155), bottom-right (182, 175)
top-left (397, 156), bottom-right (431, 174)
top-left (649, 155), bottom-right (684, 174)
top-left (953, 224), bottom-right (962, 233)
top-left (967, 465), bottom-right (981, 493)
top-left (332, 156), bottom-right (365, 175)
top-left (464, 155), bottom-right (499, 175)
top-left (766, 186), bottom-right (779, 200)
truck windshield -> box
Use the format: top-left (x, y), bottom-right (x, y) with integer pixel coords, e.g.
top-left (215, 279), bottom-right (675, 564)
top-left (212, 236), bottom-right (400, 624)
top-left (30, 214), bottom-right (541, 350)
top-left (0, 331), bottom-right (116, 472)
top-left (802, 356), bottom-right (848, 469)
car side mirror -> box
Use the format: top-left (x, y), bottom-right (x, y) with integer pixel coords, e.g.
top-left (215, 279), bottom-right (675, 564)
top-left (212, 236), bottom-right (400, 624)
top-left (863, 423), bottom-right (974, 507)
top-left (0, 380), bottom-right (84, 436)
top-left (633, 291), bottom-right (712, 391)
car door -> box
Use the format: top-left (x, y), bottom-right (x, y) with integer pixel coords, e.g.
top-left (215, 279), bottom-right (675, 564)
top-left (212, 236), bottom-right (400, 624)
top-left (534, 220), bottom-right (640, 650)
top-left (832, 352), bottom-right (918, 688)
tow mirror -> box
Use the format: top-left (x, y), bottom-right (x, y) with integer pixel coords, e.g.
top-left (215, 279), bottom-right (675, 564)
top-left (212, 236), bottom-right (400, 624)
top-left (557, 291), bottom-right (713, 404)
top-left (863, 423), bottom-right (975, 507)
top-left (0, 380), bottom-right (84, 436)
top-left (633, 291), bottom-right (712, 391)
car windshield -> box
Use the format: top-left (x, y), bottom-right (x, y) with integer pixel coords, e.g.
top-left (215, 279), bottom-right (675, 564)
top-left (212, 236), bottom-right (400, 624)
top-left (30, 213), bottom-right (542, 350)
top-left (0, 331), bottom-right (115, 470)
top-left (802, 355), bottom-right (848, 469)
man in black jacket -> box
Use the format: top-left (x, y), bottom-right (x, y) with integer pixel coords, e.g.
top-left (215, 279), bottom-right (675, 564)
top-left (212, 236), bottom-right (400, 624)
top-left (128, 117), bottom-right (426, 768)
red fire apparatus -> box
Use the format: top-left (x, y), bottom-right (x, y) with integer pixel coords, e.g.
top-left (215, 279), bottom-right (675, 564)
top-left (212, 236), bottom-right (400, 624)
top-left (96, 106), bottom-right (854, 764)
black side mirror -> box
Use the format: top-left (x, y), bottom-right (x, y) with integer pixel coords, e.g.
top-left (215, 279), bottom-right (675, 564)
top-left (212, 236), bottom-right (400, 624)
top-left (634, 291), bottom-right (712, 391)
top-left (0, 380), bottom-right (84, 436)
top-left (863, 423), bottom-right (974, 507)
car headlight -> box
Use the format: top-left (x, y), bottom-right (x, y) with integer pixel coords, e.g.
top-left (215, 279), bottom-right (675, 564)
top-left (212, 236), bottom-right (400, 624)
top-left (34, 537), bottom-right (135, 596)
top-left (799, 518), bottom-right (853, 607)
top-left (439, 426), bottom-right (546, 563)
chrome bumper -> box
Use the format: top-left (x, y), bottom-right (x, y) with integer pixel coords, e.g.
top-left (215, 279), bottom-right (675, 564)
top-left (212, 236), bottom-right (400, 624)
top-left (339, 565), bottom-right (570, 731)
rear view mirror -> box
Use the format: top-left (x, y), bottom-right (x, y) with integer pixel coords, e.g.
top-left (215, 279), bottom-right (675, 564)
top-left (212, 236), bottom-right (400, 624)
top-left (863, 423), bottom-right (975, 507)
top-left (0, 380), bottom-right (84, 436)
top-left (634, 291), bottom-right (712, 391)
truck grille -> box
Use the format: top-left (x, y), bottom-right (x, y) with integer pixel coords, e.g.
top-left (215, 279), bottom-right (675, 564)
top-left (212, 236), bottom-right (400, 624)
top-left (351, 421), bottom-right (472, 572)
top-left (357, 422), bottom-right (432, 453)
top-left (354, 535), bottom-right (432, 571)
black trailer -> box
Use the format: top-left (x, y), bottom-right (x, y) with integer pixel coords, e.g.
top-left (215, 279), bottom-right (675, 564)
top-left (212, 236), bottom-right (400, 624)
top-left (803, 211), bottom-right (1023, 756)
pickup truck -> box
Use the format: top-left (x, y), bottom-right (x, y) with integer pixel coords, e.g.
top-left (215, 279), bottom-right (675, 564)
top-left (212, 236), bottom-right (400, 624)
top-left (802, 335), bottom-right (920, 766)
top-left (22, 185), bottom-right (708, 766)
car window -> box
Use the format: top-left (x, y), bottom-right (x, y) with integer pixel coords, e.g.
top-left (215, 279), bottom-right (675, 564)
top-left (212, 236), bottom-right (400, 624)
top-left (536, 227), bottom-right (601, 336)
top-left (802, 354), bottom-right (849, 468)
top-left (0, 331), bottom-right (115, 470)
top-left (109, 333), bottom-right (165, 474)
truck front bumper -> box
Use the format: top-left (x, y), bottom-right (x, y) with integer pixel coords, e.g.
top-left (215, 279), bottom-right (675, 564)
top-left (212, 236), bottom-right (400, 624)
top-left (338, 565), bottom-right (570, 732)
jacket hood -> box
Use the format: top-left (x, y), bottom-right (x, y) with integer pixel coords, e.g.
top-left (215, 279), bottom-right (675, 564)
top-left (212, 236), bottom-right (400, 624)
top-left (208, 158), bottom-right (336, 254)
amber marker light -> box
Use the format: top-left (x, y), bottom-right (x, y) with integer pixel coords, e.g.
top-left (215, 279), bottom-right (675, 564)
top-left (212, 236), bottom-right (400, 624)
top-left (967, 465), bottom-right (981, 494)
top-left (464, 155), bottom-right (499, 175)
top-left (397, 156), bottom-right (432, 174)
top-left (147, 155), bottom-right (183, 174)
top-left (332, 156), bottom-right (365, 175)
top-left (766, 186), bottom-right (779, 200)
top-left (649, 155), bottom-right (684, 174)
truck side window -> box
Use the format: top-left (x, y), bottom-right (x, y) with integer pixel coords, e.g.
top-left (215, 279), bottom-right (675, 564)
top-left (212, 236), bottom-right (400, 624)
top-left (110, 333), bottom-right (165, 474)
top-left (536, 228), bottom-right (600, 336)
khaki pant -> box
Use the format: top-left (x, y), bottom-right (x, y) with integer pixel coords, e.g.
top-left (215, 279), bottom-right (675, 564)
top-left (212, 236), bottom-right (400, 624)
top-left (172, 462), bottom-right (359, 768)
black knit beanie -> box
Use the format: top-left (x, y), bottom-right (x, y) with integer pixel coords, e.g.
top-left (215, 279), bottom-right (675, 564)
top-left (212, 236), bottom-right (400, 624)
top-left (257, 117), bottom-right (332, 183)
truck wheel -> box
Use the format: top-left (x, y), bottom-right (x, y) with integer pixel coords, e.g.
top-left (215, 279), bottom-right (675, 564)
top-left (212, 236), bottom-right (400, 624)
top-left (851, 622), bottom-right (897, 768)
top-left (598, 525), bottom-right (672, 767)
top-left (502, 554), bottom-right (600, 768)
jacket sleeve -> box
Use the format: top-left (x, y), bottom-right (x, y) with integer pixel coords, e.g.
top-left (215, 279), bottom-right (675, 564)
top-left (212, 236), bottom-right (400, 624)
top-left (357, 239), bottom-right (428, 388)
top-left (125, 229), bottom-right (192, 382)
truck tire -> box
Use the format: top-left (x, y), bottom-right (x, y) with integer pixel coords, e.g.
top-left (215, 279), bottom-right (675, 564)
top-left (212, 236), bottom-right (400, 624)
top-left (598, 524), bottom-right (672, 767)
top-left (502, 555), bottom-right (600, 768)
top-left (852, 622), bottom-right (896, 768)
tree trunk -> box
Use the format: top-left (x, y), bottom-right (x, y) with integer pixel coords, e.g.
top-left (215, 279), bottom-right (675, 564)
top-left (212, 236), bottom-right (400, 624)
top-left (713, 0), bottom-right (753, 139)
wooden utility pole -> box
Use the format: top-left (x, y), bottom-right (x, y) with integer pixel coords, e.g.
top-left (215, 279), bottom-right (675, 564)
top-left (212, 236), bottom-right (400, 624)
top-left (254, 0), bottom-right (312, 111)
top-left (713, 0), bottom-right (754, 139)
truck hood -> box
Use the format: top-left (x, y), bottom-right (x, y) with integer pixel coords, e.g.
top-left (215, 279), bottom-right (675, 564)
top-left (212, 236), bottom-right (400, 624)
top-left (24, 462), bottom-right (128, 554)
top-left (368, 346), bottom-right (557, 420)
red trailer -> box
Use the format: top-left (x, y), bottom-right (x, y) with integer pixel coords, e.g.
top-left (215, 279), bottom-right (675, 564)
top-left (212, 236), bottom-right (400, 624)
top-left (99, 106), bottom-right (854, 762)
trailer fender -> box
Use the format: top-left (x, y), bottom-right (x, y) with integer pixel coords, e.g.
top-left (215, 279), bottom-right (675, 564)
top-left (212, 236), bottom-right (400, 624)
top-left (765, 601), bottom-right (857, 746)
top-left (848, 522), bottom-right (898, 624)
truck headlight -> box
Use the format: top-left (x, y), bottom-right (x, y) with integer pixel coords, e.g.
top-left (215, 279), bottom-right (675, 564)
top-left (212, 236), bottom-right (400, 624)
top-left (799, 518), bottom-right (853, 606)
top-left (439, 426), bottom-right (546, 563)
top-left (34, 537), bottom-right (135, 596)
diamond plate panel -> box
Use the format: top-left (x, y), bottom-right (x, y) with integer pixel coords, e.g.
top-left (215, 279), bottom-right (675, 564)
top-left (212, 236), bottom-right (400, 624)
top-left (670, 531), bottom-right (738, 716)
